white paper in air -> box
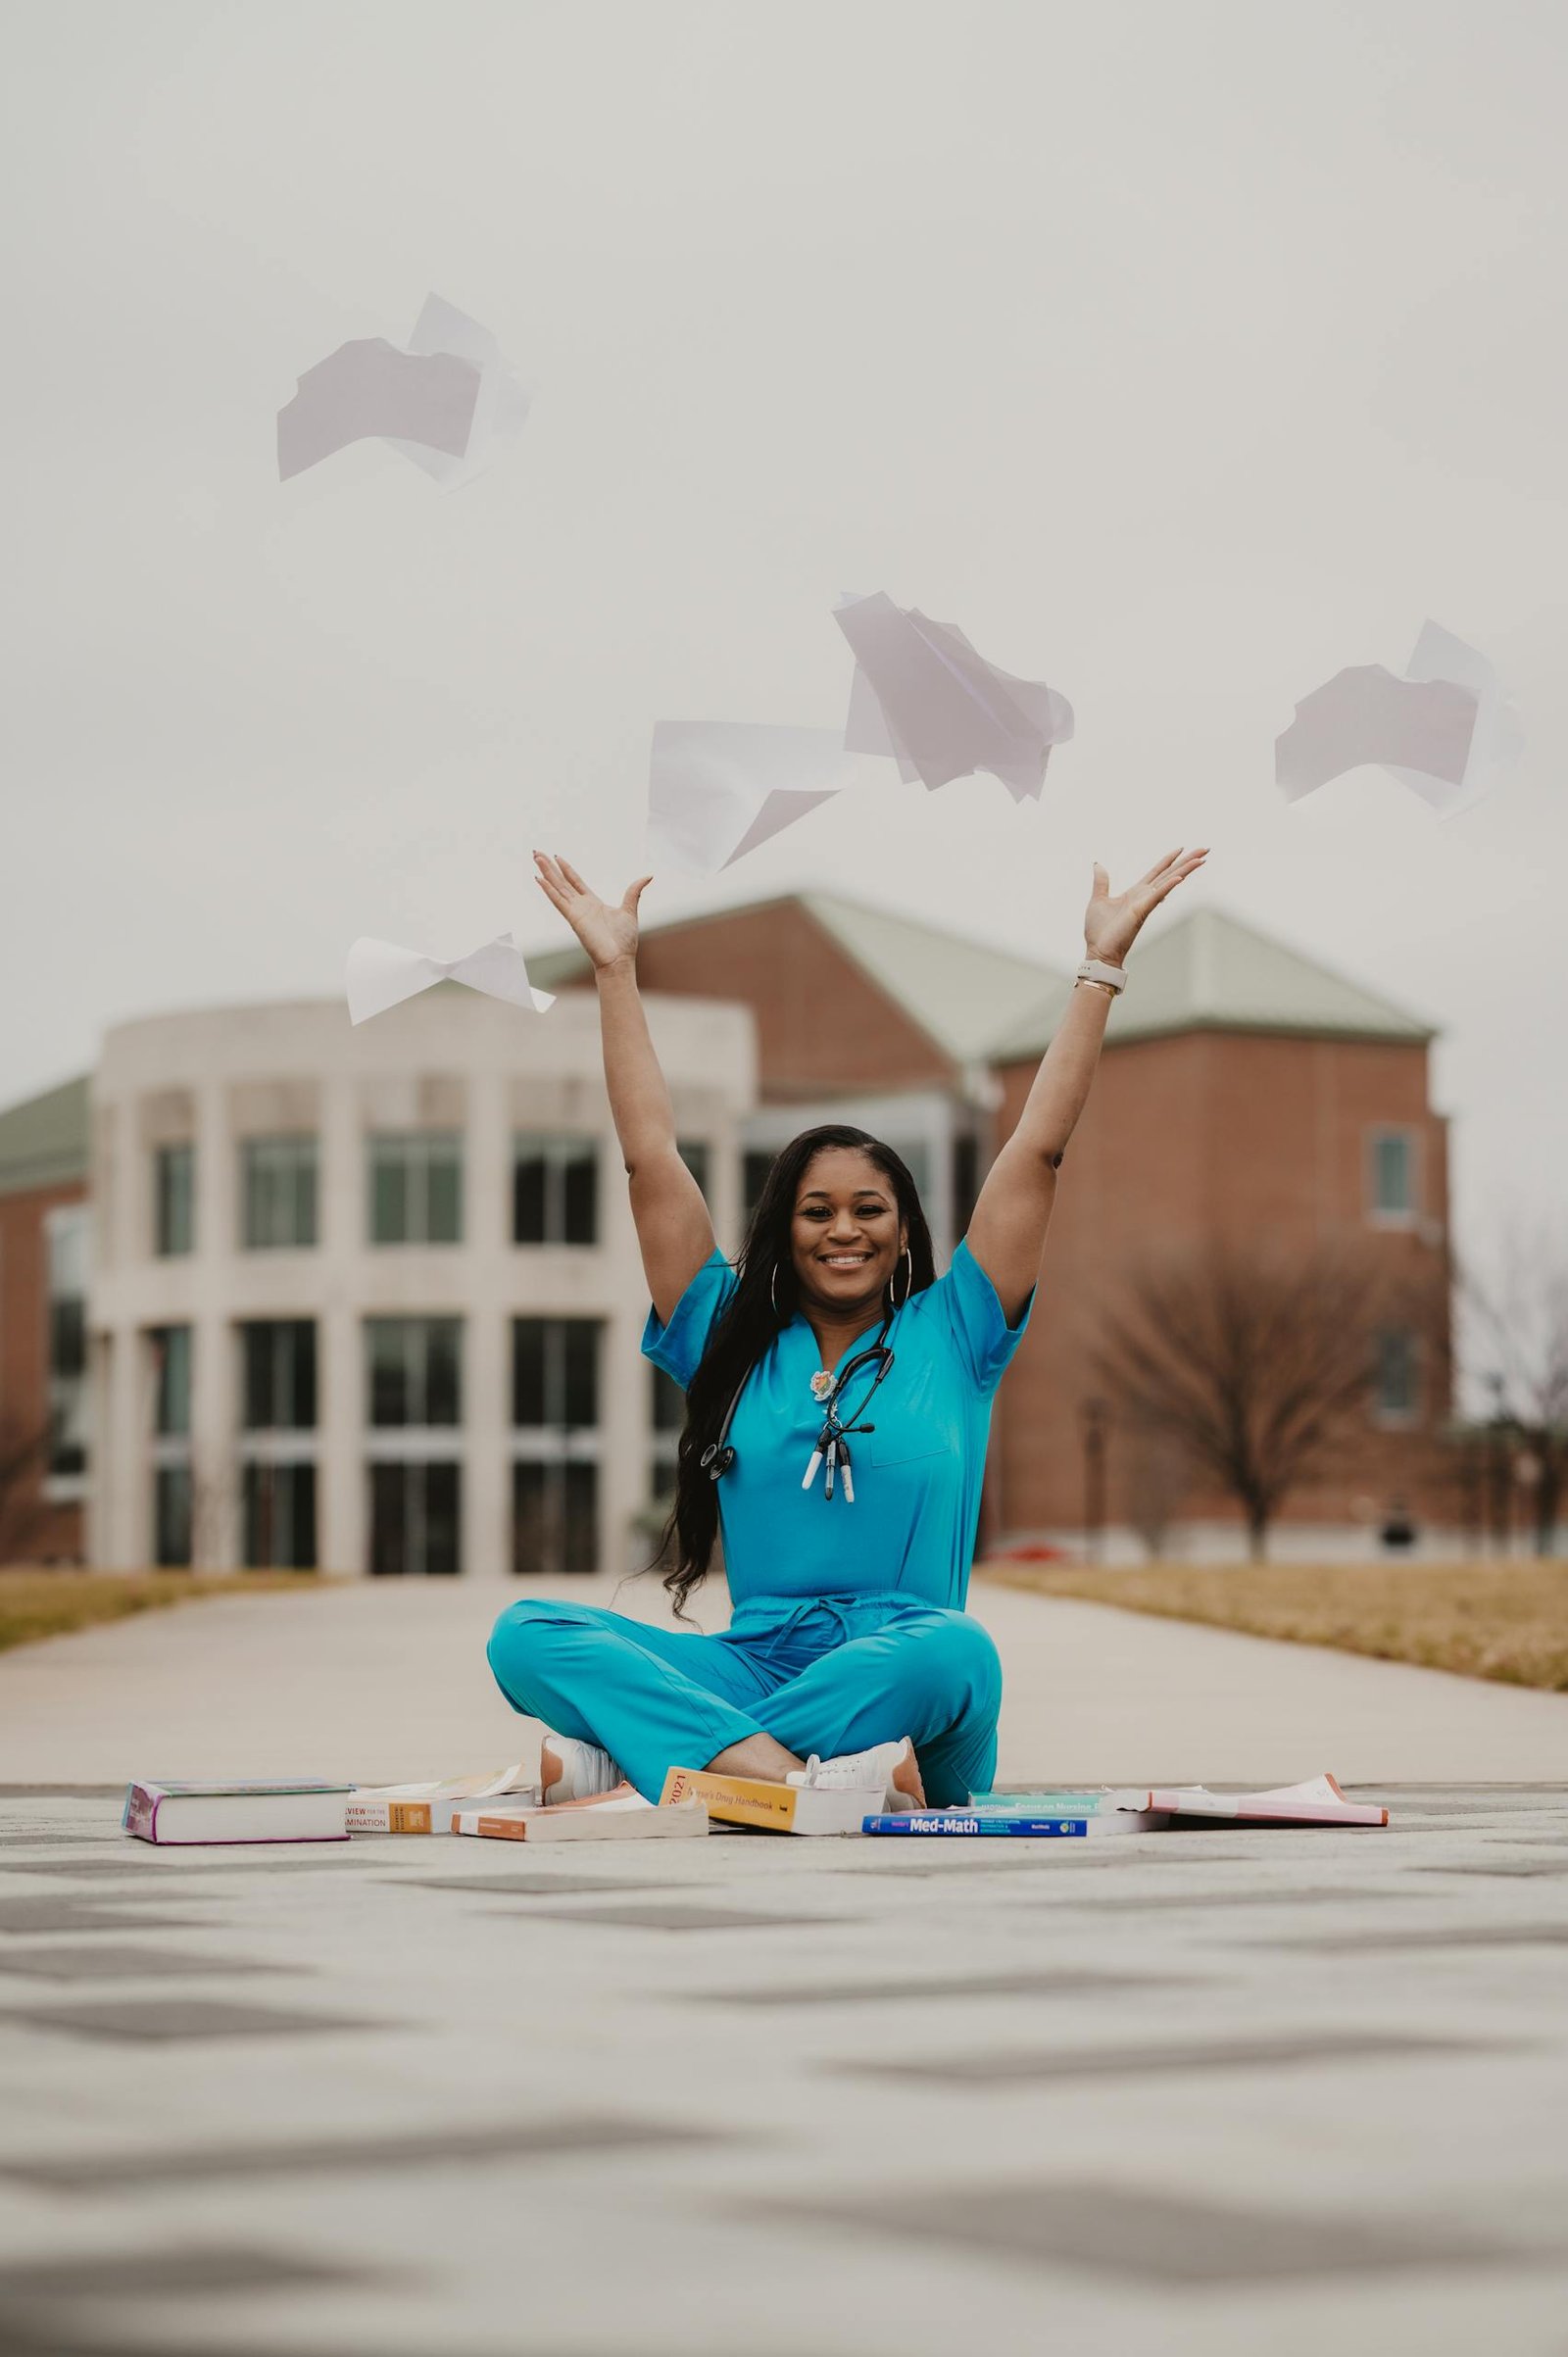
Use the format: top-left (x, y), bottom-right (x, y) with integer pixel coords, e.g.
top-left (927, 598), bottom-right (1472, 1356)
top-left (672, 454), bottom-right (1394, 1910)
top-left (276, 339), bottom-right (480, 482)
top-left (645, 595), bottom-right (1074, 873)
top-left (1276, 621), bottom-right (1521, 815)
top-left (835, 591), bottom-right (1074, 803)
top-left (277, 293), bottom-right (530, 487)
top-left (345, 933), bottom-right (556, 1026)
top-left (384, 293), bottom-right (532, 490)
top-left (648, 722), bottom-right (859, 875)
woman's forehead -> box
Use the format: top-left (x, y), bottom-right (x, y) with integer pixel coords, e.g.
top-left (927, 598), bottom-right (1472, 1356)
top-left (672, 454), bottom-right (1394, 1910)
top-left (796, 1148), bottom-right (890, 1201)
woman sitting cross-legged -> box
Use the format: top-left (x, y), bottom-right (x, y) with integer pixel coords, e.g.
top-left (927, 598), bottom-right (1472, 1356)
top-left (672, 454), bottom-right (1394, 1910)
top-left (487, 844), bottom-right (1205, 1809)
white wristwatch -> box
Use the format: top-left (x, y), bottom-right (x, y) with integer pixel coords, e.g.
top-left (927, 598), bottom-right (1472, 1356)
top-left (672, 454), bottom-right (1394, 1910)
top-left (1076, 957), bottom-right (1127, 996)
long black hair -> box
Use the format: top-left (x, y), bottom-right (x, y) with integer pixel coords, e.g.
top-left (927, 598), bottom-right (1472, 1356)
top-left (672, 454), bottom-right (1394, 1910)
top-left (655, 1124), bottom-right (936, 1619)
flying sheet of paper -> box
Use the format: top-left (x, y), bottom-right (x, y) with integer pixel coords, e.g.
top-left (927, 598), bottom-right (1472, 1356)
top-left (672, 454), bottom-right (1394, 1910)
top-left (835, 591), bottom-right (1074, 803)
top-left (1276, 621), bottom-right (1522, 815)
top-left (1387, 619), bottom-right (1524, 815)
top-left (1275, 666), bottom-right (1479, 803)
top-left (648, 722), bottom-right (858, 874)
top-left (276, 339), bottom-right (481, 482)
top-left (383, 293), bottom-right (532, 490)
top-left (345, 933), bottom-right (556, 1026)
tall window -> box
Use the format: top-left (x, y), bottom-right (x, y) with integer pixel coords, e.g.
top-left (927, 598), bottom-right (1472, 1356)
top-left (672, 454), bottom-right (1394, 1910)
top-left (151, 1326), bottom-right (191, 1437)
top-left (370, 1463), bottom-right (461, 1577)
top-left (677, 1139), bottom-right (710, 1201)
top-left (154, 1466), bottom-right (192, 1568)
top-left (367, 1318), bottom-right (462, 1427)
top-left (241, 1322), bottom-right (318, 1431)
top-left (1368, 1128), bottom-right (1417, 1224)
top-left (743, 1150), bottom-right (775, 1219)
top-left (154, 1143), bottom-right (195, 1256)
top-left (243, 1136), bottom-right (318, 1250)
top-left (149, 1325), bottom-right (192, 1567)
top-left (365, 1317), bottom-right (463, 1575)
top-left (513, 1318), bottom-right (599, 1431)
top-left (512, 1317), bottom-right (601, 1576)
top-left (242, 1463), bottom-right (317, 1568)
top-left (1374, 1329), bottom-right (1421, 1423)
top-left (513, 1462), bottom-right (597, 1576)
top-left (368, 1133), bottom-right (463, 1245)
top-left (650, 1365), bottom-right (684, 1503)
top-left (45, 1206), bottom-right (88, 1486)
top-left (952, 1133), bottom-right (980, 1237)
top-left (513, 1134), bottom-right (598, 1245)
top-left (237, 1322), bottom-right (317, 1568)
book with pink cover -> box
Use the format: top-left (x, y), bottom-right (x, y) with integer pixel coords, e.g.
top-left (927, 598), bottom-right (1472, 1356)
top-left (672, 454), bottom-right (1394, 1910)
top-left (1143, 1774), bottom-right (1388, 1828)
top-left (122, 1780), bottom-right (352, 1845)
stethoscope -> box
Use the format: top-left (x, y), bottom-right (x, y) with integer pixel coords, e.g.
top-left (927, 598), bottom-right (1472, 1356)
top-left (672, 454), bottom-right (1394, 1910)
top-left (701, 1308), bottom-right (897, 1506)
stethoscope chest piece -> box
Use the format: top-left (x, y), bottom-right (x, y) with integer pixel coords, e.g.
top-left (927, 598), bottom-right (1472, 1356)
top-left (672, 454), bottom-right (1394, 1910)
top-left (704, 1307), bottom-right (898, 1504)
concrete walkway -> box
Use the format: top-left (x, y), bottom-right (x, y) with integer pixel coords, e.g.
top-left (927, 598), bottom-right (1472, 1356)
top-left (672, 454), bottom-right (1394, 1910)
top-left (1, 1576), bottom-right (1566, 2357)
top-left (0, 1570), bottom-right (1564, 1788)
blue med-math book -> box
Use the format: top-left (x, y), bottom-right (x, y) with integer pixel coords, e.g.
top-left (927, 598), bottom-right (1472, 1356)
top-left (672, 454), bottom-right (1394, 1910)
top-left (862, 1811), bottom-right (1090, 1838)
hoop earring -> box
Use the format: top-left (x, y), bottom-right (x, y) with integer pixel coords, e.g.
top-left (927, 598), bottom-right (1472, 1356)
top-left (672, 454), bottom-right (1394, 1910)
top-left (770, 1262), bottom-right (784, 1320)
top-left (888, 1247), bottom-right (913, 1311)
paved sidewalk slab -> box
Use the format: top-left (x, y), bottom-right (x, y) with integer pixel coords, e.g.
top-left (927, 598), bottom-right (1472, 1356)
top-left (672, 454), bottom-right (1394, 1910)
top-left (1, 1577), bottom-right (1566, 2349)
top-left (0, 1782), bottom-right (1565, 2357)
top-left (1, 1571), bottom-right (1565, 1786)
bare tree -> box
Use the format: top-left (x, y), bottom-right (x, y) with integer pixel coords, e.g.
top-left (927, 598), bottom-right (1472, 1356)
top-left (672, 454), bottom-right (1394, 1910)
top-left (1465, 1223), bottom-right (1568, 1557)
top-left (1095, 1242), bottom-right (1405, 1561)
top-left (0, 1415), bottom-right (52, 1564)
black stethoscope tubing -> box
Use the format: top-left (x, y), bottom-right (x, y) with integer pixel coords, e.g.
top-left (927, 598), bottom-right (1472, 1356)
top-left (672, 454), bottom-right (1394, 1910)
top-left (701, 1306), bottom-right (897, 1491)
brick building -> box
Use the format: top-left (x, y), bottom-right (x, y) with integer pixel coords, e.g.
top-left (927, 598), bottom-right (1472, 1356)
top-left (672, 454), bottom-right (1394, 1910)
top-left (0, 893), bottom-right (1455, 1569)
top-left (0, 1078), bottom-right (89, 1561)
top-left (535, 895), bottom-right (1455, 1559)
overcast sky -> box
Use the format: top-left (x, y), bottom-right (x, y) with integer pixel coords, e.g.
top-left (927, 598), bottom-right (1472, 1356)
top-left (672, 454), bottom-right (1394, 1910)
top-left (2, 0), bottom-right (1564, 1266)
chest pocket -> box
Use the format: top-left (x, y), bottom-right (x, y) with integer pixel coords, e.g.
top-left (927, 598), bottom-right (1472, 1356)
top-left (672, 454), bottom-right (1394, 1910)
top-left (869, 1428), bottom-right (956, 1470)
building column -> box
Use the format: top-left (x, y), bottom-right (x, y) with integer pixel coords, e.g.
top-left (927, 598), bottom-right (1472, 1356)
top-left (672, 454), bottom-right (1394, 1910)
top-left (189, 1312), bottom-right (237, 1570)
top-left (318, 1077), bottom-right (365, 1575)
top-left (97, 1329), bottom-right (146, 1570)
top-left (465, 1074), bottom-right (509, 1580)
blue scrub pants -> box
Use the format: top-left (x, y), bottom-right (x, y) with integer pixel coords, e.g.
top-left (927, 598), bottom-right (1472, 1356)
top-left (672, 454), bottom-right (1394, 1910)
top-left (486, 1591), bottom-right (1003, 1807)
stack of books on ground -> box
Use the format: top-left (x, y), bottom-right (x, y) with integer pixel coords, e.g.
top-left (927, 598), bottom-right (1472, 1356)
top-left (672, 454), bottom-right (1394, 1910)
top-left (122, 1780), bottom-right (354, 1845)
top-left (451, 1787), bottom-right (709, 1843)
top-left (863, 1773), bottom-right (1389, 1838)
top-left (660, 1765), bottom-right (883, 1836)
top-left (346, 1765), bottom-right (533, 1835)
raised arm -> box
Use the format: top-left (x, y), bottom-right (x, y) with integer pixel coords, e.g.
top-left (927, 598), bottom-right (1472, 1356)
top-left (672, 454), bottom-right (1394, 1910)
top-left (966, 848), bottom-right (1207, 1322)
top-left (533, 854), bottom-right (715, 1323)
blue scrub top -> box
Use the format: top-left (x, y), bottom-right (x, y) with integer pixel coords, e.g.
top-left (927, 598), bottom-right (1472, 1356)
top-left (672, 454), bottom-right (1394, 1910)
top-left (642, 1240), bottom-right (1033, 1611)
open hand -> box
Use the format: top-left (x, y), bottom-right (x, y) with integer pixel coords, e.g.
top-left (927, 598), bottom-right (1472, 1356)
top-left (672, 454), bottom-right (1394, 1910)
top-left (533, 853), bottom-right (651, 973)
top-left (1085, 847), bottom-right (1207, 968)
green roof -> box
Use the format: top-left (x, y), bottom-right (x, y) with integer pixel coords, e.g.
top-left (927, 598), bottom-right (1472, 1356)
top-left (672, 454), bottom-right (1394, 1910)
top-left (798, 894), bottom-right (1067, 1063)
top-left (529, 891), bottom-right (1068, 1069)
top-left (0, 1075), bottom-right (90, 1197)
top-left (991, 907), bottom-right (1435, 1058)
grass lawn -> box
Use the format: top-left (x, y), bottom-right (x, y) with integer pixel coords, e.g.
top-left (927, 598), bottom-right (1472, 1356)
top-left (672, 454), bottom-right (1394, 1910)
top-left (0, 1570), bottom-right (326, 1654)
top-left (979, 1558), bottom-right (1568, 1693)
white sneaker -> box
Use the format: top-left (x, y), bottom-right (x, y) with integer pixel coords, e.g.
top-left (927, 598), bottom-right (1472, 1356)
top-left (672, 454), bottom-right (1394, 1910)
top-left (788, 1737), bottom-right (925, 1812)
top-left (539, 1733), bottom-right (627, 1805)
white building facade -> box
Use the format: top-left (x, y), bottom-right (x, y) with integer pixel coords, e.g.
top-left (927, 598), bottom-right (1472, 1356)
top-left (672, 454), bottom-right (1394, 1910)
top-left (86, 989), bottom-right (754, 1579)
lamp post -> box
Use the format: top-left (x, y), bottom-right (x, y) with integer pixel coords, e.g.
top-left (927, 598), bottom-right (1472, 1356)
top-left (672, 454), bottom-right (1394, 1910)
top-left (1080, 1395), bottom-right (1109, 1567)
